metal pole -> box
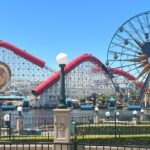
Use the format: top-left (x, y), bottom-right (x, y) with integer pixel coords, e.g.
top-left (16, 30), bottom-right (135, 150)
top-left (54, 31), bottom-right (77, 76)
top-left (58, 64), bottom-right (67, 108)
top-left (9, 112), bottom-right (11, 140)
top-left (0, 108), bottom-right (2, 140)
top-left (115, 112), bottom-right (116, 138)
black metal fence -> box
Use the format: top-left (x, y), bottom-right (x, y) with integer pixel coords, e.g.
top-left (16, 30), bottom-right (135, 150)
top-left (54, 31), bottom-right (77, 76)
top-left (0, 141), bottom-right (150, 150)
top-left (1, 110), bottom-right (150, 146)
top-left (0, 111), bottom-right (54, 141)
top-left (71, 111), bottom-right (150, 146)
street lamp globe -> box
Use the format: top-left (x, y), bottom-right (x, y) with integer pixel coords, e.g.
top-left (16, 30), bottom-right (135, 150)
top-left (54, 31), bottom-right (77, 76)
top-left (4, 114), bottom-right (10, 122)
top-left (133, 110), bottom-right (137, 117)
top-left (56, 53), bottom-right (68, 65)
top-left (141, 108), bottom-right (144, 114)
top-left (105, 111), bottom-right (110, 117)
top-left (4, 114), bottom-right (10, 128)
top-left (95, 106), bottom-right (99, 114)
top-left (105, 111), bottom-right (110, 120)
top-left (116, 111), bottom-right (120, 116)
top-left (17, 106), bottom-right (22, 115)
top-left (17, 106), bottom-right (22, 112)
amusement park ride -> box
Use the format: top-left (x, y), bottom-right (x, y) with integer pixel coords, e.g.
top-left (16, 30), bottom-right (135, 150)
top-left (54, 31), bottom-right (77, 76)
top-left (0, 11), bottom-right (150, 109)
top-left (107, 11), bottom-right (150, 107)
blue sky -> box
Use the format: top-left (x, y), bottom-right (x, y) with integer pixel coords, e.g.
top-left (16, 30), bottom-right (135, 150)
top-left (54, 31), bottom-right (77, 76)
top-left (0, 0), bottom-right (150, 69)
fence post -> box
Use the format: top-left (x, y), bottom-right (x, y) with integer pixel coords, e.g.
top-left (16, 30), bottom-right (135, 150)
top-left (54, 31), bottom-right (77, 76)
top-left (53, 108), bottom-right (72, 149)
top-left (73, 122), bottom-right (77, 150)
top-left (115, 113), bottom-right (116, 138)
top-left (93, 114), bottom-right (99, 124)
top-left (9, 112), bottom-right (11, 140)
top-left (16, 114), bottom-right (23, 135)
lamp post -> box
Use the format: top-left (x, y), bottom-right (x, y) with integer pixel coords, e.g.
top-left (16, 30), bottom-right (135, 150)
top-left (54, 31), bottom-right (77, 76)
top-left (56, 53), bottom-right (68, 108)
top-left (17, 106), bottom-right (22, 116)
top-left (140, 108), bottom-right (144, 120)
top-left (114, 111), bottom-right (119, 138)
top-left (105, 111), bottom-right (110, 120)
top-left (116, 111), bottom-right (119, 120)
top-left (132, 110), bottom-right (137, 125)
top-left (133, 110), bottom-right (137, 118)
top-left (16, 106), bottom-right (23, 134)
top-left (4, 114), bottom-right (10, 128)
top-left (91, 97), bottom-right (94, 105)
top-left (94, 106), bottom-right (99, 123)
top-left (4, 113), bottom-right (11, 139)
top-left (141, 109), bottom-right (144, 115)
top-left (95, 106), bottom-right (99, 114)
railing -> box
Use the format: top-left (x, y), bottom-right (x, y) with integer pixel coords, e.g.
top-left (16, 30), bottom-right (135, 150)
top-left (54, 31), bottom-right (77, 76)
top-left (1, 110), bottom-right (150, 146)
top-left (0, 112), bottom-right (54, 141)
top-left (0, 141), bottom-right (150, 150)
top-left (71, 112), bottom-right (150, 146)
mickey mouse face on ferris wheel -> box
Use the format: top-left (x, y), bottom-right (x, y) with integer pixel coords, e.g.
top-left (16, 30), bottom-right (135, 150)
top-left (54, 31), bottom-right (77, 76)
top-left (0, 62), bottom-right (11, 90)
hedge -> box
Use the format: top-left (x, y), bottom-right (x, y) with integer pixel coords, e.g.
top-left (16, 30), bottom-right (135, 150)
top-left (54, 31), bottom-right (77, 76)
top-left (76, 124), bottom-right (150, 135)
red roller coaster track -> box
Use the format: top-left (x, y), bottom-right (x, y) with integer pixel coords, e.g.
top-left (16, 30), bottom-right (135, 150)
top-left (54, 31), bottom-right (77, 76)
top-left (0, 40), bottom-right (45, 68)
top-left (32, 54), bottom-right (143, 96)
top-left (0, 41), bottom-right (143, 96)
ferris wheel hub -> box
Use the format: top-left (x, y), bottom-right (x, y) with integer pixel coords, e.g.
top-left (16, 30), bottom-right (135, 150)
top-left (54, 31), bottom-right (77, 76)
top-left (142, 42), bottom-right (150, 57)
top-left (148, 57), bottom-right (150, 64)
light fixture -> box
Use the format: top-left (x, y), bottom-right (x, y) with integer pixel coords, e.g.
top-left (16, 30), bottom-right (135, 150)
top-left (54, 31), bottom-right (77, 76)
top-left (56, 53), bottom-right (68, 108)
top-left (17, 106), bottom-right (23, 116)
top-left (95, 106), bottom-right (99, 114)
top-left (116, 111), bottom-right (120, 116)
top-left (56, 53), bottom-right (68, 65)
top-left (141, 109), bottom-right (144, 115)
top-left (4, 114), bottom-right (10, 128)
top-left (133, 110), bottom-right (137, 117)
top-left (105, 111), bottom-right (110, 120)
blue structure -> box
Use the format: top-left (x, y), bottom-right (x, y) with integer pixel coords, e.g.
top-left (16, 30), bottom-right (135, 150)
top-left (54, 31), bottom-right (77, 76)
top-left (1, 105), bottom-right (16, 111)
top-left (0, 95), bottom-right (24, 111)
top-left (66, 96), bottom-right (72, 107)
top-left (23, 97), bottom-right (30, 108)
top-left (108, 96), bottom-right (116, 110)
top-left (128, 105), bottom-right (141, 110)
top-left (80, 104), bottom-right (93, 110)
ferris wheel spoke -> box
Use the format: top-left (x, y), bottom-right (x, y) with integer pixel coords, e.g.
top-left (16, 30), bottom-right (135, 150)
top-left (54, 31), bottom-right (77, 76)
top-left (111, 41), bottom-right (140, 53)
top-left (145, 13), bottom-right (150, 33)
top-left (137, 65), bottom-right (150, 79)
top-left (137, 62), bottom-right (148, 69)
top-left (125, 55), bottom-right (147, 62)
top-left (137, 73), bottom-right (150, 102)
top-left (132, 38), bottom-right (143, 49)
top-left (140, 72), bottom-right (149, 84)
top-left (116, 62), bottom-right (141, 69)
top-left (123, 27), bottom-right (144, 48)
top-left (115, 34), bottom-right (142, 51)
top-left (109, 50), bottom-right (138, 58)
top-left (125, 65), bottom-right (143, 73)
top-left (108, 59), bottom-right (132, 62)
top-left (128, 21), bottom-right (145, 42)
top-left (137, 16), bottom-right (146, 35)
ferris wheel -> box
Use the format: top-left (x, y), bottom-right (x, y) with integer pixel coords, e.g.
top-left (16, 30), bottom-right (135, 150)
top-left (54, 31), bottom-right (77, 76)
top-left (107, 11), bottom-right (150, 102)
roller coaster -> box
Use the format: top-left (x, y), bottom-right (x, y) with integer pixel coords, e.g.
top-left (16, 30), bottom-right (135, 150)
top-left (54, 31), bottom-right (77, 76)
top-left (0, 11), bottom-right (150, 108)
top-left (0, 40), bottom-right (140, 108)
